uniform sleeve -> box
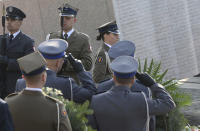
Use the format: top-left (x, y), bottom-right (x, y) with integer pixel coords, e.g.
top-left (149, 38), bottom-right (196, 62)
top-left (70, 71), bottom-right (97, 103)
top-left (59, 103), bottom-right (72, 131)
top-left (92, 51), bottom-right (108, 83)
top-left (7, 38), bottom-right (35, 71)
top-left (79, 36), bottom-right (93, 71)
top-left (0, 102), bottom-right (14, 131)
top-left (147, 84), bottom-right (176, 115)
top-left (87, 97), bottom-right (98, 130)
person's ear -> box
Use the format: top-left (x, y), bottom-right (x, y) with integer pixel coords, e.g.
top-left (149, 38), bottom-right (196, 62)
top-left (55, 59), bottom-right (60, 68)
top-left (41, 72), bottom-right (47, 83)
top-left (113, 75), bottom-right (117, 82)
top-left (131, 76), bottom-right (136, 85)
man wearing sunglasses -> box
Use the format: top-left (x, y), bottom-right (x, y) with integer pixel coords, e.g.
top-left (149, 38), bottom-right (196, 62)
top-left (0, 6), bottom-right (34, 99)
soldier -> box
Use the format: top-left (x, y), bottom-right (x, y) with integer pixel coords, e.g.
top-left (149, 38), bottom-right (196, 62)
top-left (47, 3), bottom-right (93, 84)
top-left (16, 39), bottom-right (96, 103)
top-left (93, 21), bottom-right (119, 83)
top-left (0, 98), bottom-right (14, 131)
top-left (97, 41), bottom-right (151, 96)
top-left (0, 6), bottom-right (34, 98)
top-left (97, 40), bottom-right (155, 131)
top-left (5, 52), bottom-right (72, 131)
top-left (88, 56), bottom-right (176, 131)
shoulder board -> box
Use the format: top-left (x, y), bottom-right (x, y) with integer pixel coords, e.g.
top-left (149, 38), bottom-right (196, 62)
top-left (78, 32), bottom-right (89, 39)
top-left (50, 31), bottom-right (61, 35)
top-left (49, 31), bottom-right (61, 38)
top-left (6, 92), bottom-right (19, 97)
top-left (45, 95), bottom-right (58, 103)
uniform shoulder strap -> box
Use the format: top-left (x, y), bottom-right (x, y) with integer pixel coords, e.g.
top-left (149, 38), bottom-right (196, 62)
top-left (45, 95), bottom-right (58, 103)
top-left (6, 92), bottom-right (19, 97)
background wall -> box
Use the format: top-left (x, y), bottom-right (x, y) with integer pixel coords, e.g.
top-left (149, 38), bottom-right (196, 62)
top-left (0, 0), bottom-right (115, 53)
top-left (1, 0), bottom-right (200, 79)
top-left (112, 0), bottom-right (200, 79)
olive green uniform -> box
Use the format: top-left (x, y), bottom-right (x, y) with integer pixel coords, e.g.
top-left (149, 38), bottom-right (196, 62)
top-left (93, 43), bottom-right (112, 83)
top-left (5, 90), bottom-right (72, 131)
top-left (49, 30), bottom-right (93, 84)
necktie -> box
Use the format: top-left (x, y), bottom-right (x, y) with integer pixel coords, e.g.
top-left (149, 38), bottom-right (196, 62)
top-left (9, 34), bottom-right (14, 43)
top-left (64, 33), bottom-right (68, 41)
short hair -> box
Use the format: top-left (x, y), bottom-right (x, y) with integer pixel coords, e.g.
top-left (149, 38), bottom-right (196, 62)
top-left (115, 76), bottom-right (135, 85)
top-left (25, 71), bottom-right (46, 85)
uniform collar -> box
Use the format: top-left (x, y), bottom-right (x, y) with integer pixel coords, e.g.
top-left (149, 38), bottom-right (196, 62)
top-left (104, 42), bottom-right (112, 48)
top-left (46, 68), bottom-right (56, 76)
top-left (103, 43), bottom-right (111, 52)
top-left (25, 87), bottom-right (42, 92)
top-left (111, 85), bottom-right (131, 92)
top-left (9, 30), bottom-right (21, 39)
top-left (63, 28), bottom-right (74, 38)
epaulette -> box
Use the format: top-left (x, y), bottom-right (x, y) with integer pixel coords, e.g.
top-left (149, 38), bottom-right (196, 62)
top-left (45, 95), bottom-right (58, 103)
top-left (6, 92), bottom-right (19, 97)
top-left (78, 32), bottom-right (89, 39)
top-left (49, 31), bottom-right (61, 38)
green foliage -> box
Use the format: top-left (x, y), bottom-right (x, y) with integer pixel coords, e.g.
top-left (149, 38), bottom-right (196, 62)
top-left (43, 87), bottom-right (96, 131)
top-left (138, 58), bottom-right (192, 131)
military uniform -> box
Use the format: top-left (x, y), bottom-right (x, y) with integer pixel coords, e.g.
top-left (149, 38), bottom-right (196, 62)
top-left (96, 40), bottom-right (156, 131)
top-left (93, 43), bottom-right (112, 83)
top-left (47, 4), bottom-right (93, 84)
top-left (16, 69), bottom-right (97, 103)
top-left (5, 90), bottom-right (72, 131)
top-left (16, 39), bottom-right (96, 103)
top-left (92, 21), bottom-right (119, 83)
top-left (6, 51), bottom-right (72, 131)
top-left (88, 56), bottom-right (176, 131)
top-left (0, 98), bottom-right (14, 131)
top-left (0, 6), bottom-right (34, 98)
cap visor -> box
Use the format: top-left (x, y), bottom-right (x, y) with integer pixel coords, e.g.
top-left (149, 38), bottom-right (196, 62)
top-left (109, 30), bottom-right (120, 34)
top-left (59, 13), bottom-right (74, 17)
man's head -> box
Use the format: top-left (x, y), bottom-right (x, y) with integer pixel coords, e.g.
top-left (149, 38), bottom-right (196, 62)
top-left (108, 40), bottom-right (136, 61)
top-left (6, 6), bottom-right (26, 33)
top-left (38, 39), bottom-right (68, 73)
top-left (111, 56), bottom-right (138, 87)
top-left (17, 52), bottom-right (47, 88)
top-left (97, 21), bottom-right (120, 45)
top-left (58, 3), bottom-right (79, 32)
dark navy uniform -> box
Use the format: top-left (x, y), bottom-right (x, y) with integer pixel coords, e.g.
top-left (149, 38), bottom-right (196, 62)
top-left (97, 78), bottom-right (151, 98)
top-left (0, 98), bottom-right (14, 131)
top-left (0, 6), bottom-right (34, 98)
top-left (97, 40), bottom-right (157, 131)
top-left (16, 69), bottom-right (96, 103)
top-left (16, 39), bottom-right (96, 103)
top-left (88, 56), bottom-right (176, 131)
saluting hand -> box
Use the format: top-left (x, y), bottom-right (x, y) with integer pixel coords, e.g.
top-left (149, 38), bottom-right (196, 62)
top-left (67, 53), bottom-right (84, 73)
top-left (135, 72), bottom-right (156, 87)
